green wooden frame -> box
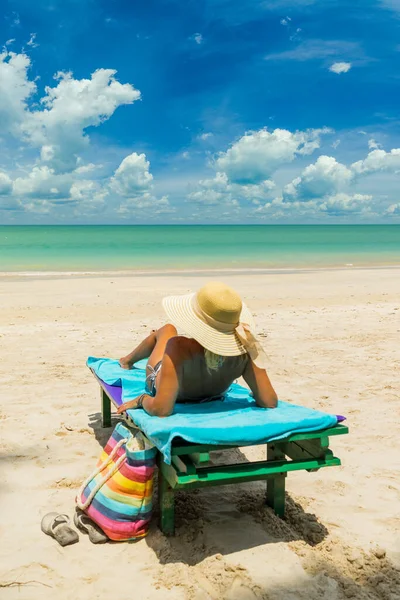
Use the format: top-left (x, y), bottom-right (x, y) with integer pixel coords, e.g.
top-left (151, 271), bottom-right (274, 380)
top-left (99, 385), bottom-right (348, 536)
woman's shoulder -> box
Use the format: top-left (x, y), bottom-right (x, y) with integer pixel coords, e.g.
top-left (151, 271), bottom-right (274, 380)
top-left (226, 352), bottom-right (249, 370)
top-left (166, 335), bottom-right (202, 358)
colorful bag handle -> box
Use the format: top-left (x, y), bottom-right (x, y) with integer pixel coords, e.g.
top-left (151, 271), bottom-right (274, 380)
top-left (76, 437), bottom-right (128, 511)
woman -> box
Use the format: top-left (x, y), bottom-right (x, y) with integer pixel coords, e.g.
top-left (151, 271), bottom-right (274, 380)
top-left (117, 281), bottom-right (277, 417)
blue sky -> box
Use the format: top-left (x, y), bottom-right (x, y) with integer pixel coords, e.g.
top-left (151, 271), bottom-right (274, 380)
top-left (1, 0), bottom-right (400, 224)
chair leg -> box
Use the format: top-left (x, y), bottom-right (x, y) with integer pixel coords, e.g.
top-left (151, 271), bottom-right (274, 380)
top-left (158, 468), bottom-right (175, 536)
top-left (266, 443), bottom-right (286, 517)
top-left (267, 474), bottom-right (286, 517)
top-left (101, 389), bottom-right (112, 428)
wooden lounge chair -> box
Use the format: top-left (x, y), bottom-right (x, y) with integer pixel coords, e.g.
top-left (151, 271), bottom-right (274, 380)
top-left (92, 371), bottom-right (349, 536)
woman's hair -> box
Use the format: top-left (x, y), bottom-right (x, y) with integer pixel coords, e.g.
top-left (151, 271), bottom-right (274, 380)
top-left (204, 349), bottom-right (225, 372)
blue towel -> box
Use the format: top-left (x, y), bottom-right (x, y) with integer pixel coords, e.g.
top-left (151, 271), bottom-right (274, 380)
top-left (87, 356), bottom-right (148, 402)
top-left (87, 356), bottom-right (338, 464)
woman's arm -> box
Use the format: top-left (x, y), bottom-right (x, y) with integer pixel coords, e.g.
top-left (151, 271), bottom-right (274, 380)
top-left (117, 338), bottom-right (181, 417)
top-left (242, 359), bottom-right (278, 408)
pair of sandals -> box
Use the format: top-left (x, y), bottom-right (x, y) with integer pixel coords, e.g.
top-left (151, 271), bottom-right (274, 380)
top-left (41, 509), bottom-right (108, 546)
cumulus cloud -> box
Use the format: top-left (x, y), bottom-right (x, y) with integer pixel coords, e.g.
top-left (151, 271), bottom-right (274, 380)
top-left (188, 126), bottom-right (332, 211)
top-left (25, 69), bottom-right (140, 172)
top-left (351, 148), bottom-right (400, 175)
top-left (329, 62), bottom-right (352, 74)
top-left (74, 162), bottom-right (98, 174)
top-left (319, 193), bottom-right (372, 215)
top-left (110, 152), bottom-right (171, 213)
top-left (0, 46), bottom-right (153, 217)
top-left (188, 172), bottom-right (275, 207)
top-left (278, 146), bottom-right (400, 217)
top-left (70, 179), bottom-right (105, 202)
top-left (0, 172), bottom-right (13, 195)
top-left (118, 193), bottom-right (171, 215)
top-left (188, 173), bottom-right (230, 206)
top-left (283, 156), bottom-right (353, 202)
top-left (24, 199), bottom-right (52, 214)
top-left (109, 153), bottom-right (153, 197)
top-left (368, 138), bottom-right (381, 150)
top-left (0, 49), bottom-right (140, 173)
top-left (12, 166), bottom-right (73, 201)
top-left (215, 127), bottom-right (330, 184)
top-left (385, 203), bottom-right (400, 215)
top-left (0, 50), bottom-right (37, 134)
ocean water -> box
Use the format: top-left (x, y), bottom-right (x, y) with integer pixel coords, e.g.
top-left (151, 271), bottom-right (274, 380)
top-left (0, 225), bottom-right (399, 273)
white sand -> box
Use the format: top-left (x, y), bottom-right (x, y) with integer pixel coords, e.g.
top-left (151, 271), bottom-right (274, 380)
top-left (0, 269), bottom-right (399, 600)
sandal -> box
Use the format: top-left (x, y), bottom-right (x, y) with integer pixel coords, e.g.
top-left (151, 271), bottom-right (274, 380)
top-left (74, 509), bottom-right (108, 544)
top-left (41, 512), bottom-right (79, 546)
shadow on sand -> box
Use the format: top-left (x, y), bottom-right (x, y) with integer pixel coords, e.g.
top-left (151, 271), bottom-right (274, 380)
top-left (87, 410), bottom-right (400, 599)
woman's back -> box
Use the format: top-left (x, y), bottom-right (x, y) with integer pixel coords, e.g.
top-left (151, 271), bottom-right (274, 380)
top-left (175, 337), bottom-right (248, 401)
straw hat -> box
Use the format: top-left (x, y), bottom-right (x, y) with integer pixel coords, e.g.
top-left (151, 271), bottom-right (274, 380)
top-left (162, 281), bottom-right (257, 358)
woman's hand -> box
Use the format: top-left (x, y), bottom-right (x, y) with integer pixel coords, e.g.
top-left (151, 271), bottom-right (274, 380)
top-left (116, 397), bottom-right (140, 414)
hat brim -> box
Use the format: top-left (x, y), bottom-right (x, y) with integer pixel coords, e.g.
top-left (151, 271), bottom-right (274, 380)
top-left (162, 293), bottom-right (255, 356)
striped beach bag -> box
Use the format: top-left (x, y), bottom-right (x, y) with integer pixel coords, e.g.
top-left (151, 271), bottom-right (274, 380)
top-left (76, 422), bottom-right (157, 541)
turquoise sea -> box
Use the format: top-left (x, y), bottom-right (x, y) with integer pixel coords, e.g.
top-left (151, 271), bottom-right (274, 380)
top-left (0, 225), bottom-right (399, 273)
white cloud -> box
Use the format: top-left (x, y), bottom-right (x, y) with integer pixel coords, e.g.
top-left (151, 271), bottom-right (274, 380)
top-left (74, 162), bottom-right (98, 174)
top-left (329, 62), bottom-right (352, 74)
top-left (26, 33), bottom-right (39, 48)
top-left (188, 172), bottom-right (229, 205)
top-left (320, 193), bottom-right (372, 215)
top-left (24, 199), bottom-right (52, 214)
top-left (118, 193), bottom-right (171, 214)
top-left (188, 171), bottom-right (275, 206)
top-left (368, 138), bottom-right (381, 150)
top-left (283, 155), bottom-right (353, 201)
top-left (265, 39), bottom-right (360, 62)
top-left (110, 152), bottom-right (171, 213)
top-left (12, 166), bottom-right (73, 201)
top-left (385, 203), bottom-right (400, 215)
top-left (332, 139), bottom-right (341, 149)
top-left (198, 132), bottom-right (213, 141)
top-left (193, 33), bottom-right (203, 45)
top-left (233, 180), bottom-right (276, 201)
top-left (109, 153), bottom-right (153, 197)
top-left (0, 49), bottom-right (140, 173)
top-left (69, 180), bottom-right (107, 213)
top-left (0, 172), bottom-right (13, 195)
top-left (280, 17), bottom-right (291, 25)
top-left (0, 197), bottom-right (22, 211)
top-left (351, 148), bottom-right (400, 175)
top-left (0, 50), bottom-right (37, 134)
top-left (215, 127), bottom-right (330, 184)
top-left (70, 180), bottom-right (101, 201)
top-left (0, 46), bottom-right (170, 218)
top-left (256, 192), bottom-right (373, 218)
top-left (12, 12), bottom-right (20, 27)
top-left (181, 151), bottom-right (190, 159)
top-left (25, 69), bottom-right (140, 172)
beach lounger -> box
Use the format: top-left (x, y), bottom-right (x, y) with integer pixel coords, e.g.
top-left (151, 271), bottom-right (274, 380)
top-left (91, 369), bottom-right (348, 536)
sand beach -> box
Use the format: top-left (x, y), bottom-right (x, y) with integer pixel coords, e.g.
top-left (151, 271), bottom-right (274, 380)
top-left (0, 268), bottom-right (399, 600)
